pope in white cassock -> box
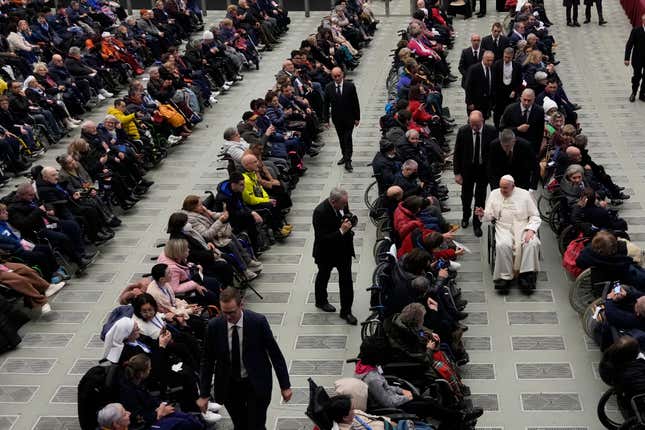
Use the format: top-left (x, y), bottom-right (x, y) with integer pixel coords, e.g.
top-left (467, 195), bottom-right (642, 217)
top-left (475, 175), bottom-right (541, 291)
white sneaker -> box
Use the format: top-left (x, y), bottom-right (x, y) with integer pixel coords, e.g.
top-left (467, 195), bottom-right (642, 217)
top-left (168, 135), bottom-right (182, 145)
top-left (209, 95), bottom-right (219, 104)
top-left (40, 303), bottom-right (52, 314)
top-left (97, 93), bottom-right (106, 101)
top-left (212, 90), bottom-right (221, 97)
top-left (65, 120), bottom-right (79, 129)
top-left (201, 411), bottom-right (222, 423)
top-left (225, 80), bottom-right (234, 86)
top-left (222, 84), bottom-right (231, 91)
top-left (207, 401), bottom-right (222, 412)
top-left (45, 281), bottom-right (66, 297)
top-left (99, 89), bottom-right (113, 97)
top-left (247, 260), bottom-right (263, 272)
top-left (71, 118), bottom-right (82, 125)
top-left (244, 269), bottom-right (258, 281)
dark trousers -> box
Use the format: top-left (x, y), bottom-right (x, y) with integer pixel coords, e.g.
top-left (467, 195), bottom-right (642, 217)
top-left (566, 4), bottom-right (579, 23)
top-left (460, 168), bottom-right (487, 228)
top-left (42, 219), bottom-right (85, 262)
top-left (584, 0), bottom-right (603, 20)
top-left (314, 256), bottom-right (354, 315)
top-left (493, 93), bottom-right (514, 129)
top-left (631, 62), bottom-right (645, 96)
top-left (225, 378), bottom-right (270, 430)
top-left (334, 123), bottom-right (354, 162)
top-left (472, 0), bottom-right (486, 14)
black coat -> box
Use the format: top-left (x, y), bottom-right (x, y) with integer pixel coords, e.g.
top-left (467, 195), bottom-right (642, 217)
top-left (64, 56), bottom-right (95, 78)
top-left (453, 124), bottom-right (496, 179)
top-left (499, 101), bottom-right (545, 152)
top-left (625, 26), bottom-right (645, 66)
top-left (458, 47), bottom-right (483, 87)
top-left (480, 35), bottom-right (510, 60)
top-left (371, 151), bottom-right (401, 193)
top-left (491, 59), bottom-right (523, 100)
top-left (323, 80), bottom-right (360, 127)
top-left (487, 136), bottom-right (533, 189)
top-left (464, 63), bottom-right (493, 113)
top-left (199, 309), bottom-right (290, 403)
top-left (7, 199), bottom-right (50, 241)
top-left (312, 199), bottom-right (355, 264)
top-left (35, 178), bottom-right (74, 220)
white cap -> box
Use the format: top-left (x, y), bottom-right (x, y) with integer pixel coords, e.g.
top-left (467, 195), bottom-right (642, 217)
top-left (501, 174), bottom-right (515, 184)
top-left (203, 30), bottom-right (214, 40)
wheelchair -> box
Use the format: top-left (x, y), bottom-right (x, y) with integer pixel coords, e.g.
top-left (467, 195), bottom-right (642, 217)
top-left (487, 221), bottom-right (542, 280)
top-left (570, 267), bottom-right (615, 315)
top-left (364, 178), bottom-right (388, 226)
top-left (598, 388), bottom-right (645, 429)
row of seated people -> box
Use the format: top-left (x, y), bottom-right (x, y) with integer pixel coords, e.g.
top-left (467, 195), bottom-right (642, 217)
top-left (0, 0), bottom-right (296, 328)
top-left (74, 4), bottom-right (380, 429)
top-left (0, 0), bottom-right (291, 179)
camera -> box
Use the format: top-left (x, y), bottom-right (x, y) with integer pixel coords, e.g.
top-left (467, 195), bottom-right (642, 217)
top-left (436, 259), bottom-right (449, 270)
top-left (342, 212), bottom-right (358, 228)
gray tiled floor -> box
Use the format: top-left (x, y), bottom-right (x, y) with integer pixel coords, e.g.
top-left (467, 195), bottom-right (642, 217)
top-left (0, 0), bottom-right (643, 428)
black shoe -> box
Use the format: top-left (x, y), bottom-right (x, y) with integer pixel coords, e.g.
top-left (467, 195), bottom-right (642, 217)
top-left (341, 313), bottom-right (358, 325)
top-left (566, 22), bottom-right (574, 26)
top-left (456, 311), bottom-right (468, 320)
top-left (345, 161), bottom-right (353, 172)
top-left (476, 12), bottom-right (485, 17)
top-left (574, 21), bottom-right (581, 26)
top-left (494, 279), bottom-right (510, 290)
top-left (599, 19), bottom-right (607, 25)
top-left (617, 192), bottom-right (631, 200)
top-left (456, 299), bottom-right (468, 311)
top-left (307, 149), bottom-right (320, 157)
top-left (640, 94), bottom-right (645, 101)
top-left (121, 201), bottom-right (135, 210)
top-left (473, 225), bottom-right (483, 237)
top-left (583, 19), bottom-right (590, 23)
top-left (107, 217), bottom-right (122, 228)
top-left (337, 157), bottom-right (346, 165)
top-left (139, 178), bottom-right (154, 188)
top-left (630, 93), bottom-right (636, 102)
top-left (316, 303), bottom-right (336, 312)
top-left (463, 407), bottom-right (484, 421)
top-left (461, 218), bottom-right (469, 228)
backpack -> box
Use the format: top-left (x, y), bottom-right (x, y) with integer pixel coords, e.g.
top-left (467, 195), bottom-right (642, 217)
top-left (562, 233), bottom-right (588, 278)
top-left (77, 360), bottom-right (120, 430)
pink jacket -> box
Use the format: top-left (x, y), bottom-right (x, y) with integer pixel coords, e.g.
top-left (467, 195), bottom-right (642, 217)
top-left (157, 250), bottom-right (200, 294)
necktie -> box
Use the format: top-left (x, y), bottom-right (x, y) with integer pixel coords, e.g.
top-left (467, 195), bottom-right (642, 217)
top-left (495, 38), bottom-right (498, 47)
top-left (474, 131), bottom-right (481, 165)
top-left (231, 325), bottom-right (241, 380)
top-left (336, 84), bottom-right (341, 96)
top-left (474, 49), bottom-right (478, 58)
top-left (522, 108), bottom-right (529, 123)
top-left (485, 67), bottom-right (491, 92)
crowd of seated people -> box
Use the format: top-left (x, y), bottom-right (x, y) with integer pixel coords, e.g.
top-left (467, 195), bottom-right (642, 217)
top-left (0, 0), bottom-right (296, 324)
top-left (54, 3), bottom-right (382, 428)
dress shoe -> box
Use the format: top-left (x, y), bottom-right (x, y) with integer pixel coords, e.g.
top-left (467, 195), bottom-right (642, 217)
top-left (456, 311), bottom-right (468, 320)
top-left (617, 192), bottom-right (630, 200)
top-left (337, 157), bottom-right (346, 165)
top-left (461, 218), bottom-right (469, 228)
top-left (630, 93), bottom-right (636, 102)
top-left (473, 225), bottom-right (483, 237)
top-left (494, 279), bottom-right (510, 290)
top-left (307, 148), bottom-right (320, 157)
top-left (345, 161), bottom-right (353, 172)
top-left (476, 12), bottom-right (485, 17)
top-left (566, 22), bottom-right (574, 26)
top-left (456, 299), bottom-right (468, 311)
top-left (108, 217), bottom-right (122, 228)
top-left (583, 19), bottom-right (590, 23)
top-left (316, 303), bottom-right (336, 312)
top-left (599, 19), bottom-right (607, 25)
top-left (463, 407), bottom-right (484, 421)
top-left (341, 313), bottom-right (358, 325)
top-left (139, 178), bottom-right (154, 188)
top-left (640, 94), bottom-right (645, 101)
top-left (574, 21), bottom-right (581, 26)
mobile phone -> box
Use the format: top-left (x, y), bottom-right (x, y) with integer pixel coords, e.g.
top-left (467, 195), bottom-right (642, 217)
top-left (613, 285), bottom-right (621, 294)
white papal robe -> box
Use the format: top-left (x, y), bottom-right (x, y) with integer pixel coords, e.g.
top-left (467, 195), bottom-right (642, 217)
top-left (483, 187), bottom-right (541, 280)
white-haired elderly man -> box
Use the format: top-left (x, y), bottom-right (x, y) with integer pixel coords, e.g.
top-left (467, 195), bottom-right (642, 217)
top-left (97, 403), bottom-right (131, 430)
top-left (475, 175), bottom-right (541, 291)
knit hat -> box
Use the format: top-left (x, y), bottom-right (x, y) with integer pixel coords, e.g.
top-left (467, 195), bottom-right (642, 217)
top-left (101, 31), bottom-right (111, 38)
top-left (542, 96), bottom-right (558, 113)
top-left (203, 30), bottom-right (214, 40)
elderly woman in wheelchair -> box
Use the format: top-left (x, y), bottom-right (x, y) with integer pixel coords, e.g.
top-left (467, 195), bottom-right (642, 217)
top-left (598, 336), bottom-right (645, 430)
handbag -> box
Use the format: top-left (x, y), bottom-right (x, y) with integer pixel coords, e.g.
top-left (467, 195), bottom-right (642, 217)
top-left (562, 233), bottom-right (588, 278)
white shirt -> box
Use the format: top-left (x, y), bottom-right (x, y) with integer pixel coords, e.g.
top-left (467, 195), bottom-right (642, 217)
top-left (227, 312), bottom-right (248, 378)
top-left (503, 61), bottom-right (513, 86)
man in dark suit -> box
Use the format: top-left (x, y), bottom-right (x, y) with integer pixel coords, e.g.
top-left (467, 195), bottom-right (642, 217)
top-left (487, 129), bottom-right (534, 190)
top-left (198, 287), bottom-right (292, 429)
top-left (624, 13), bottom-right (645, 102)
top-left (453, 111), bottom-right (496, 237)
top-left (492, 47), bottom-right (523, 128)
top-left (458, 33), bottom-right (483, 88)
top-left (500, 89), bottom-right (545, 155)
top-left (465, 51), bottom-right (495, 119)
top-left (508, 21), bottom-right (526, 48)
top-left (481, 22), bottom-right (509, 60)
top-left (312, 187), bottom-right (357, 325)
top-left (323, 67), bottom-right (361, 172)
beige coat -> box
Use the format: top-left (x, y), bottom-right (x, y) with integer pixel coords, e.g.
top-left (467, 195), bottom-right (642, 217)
top-left (182, 210), bottom-right (232, 247)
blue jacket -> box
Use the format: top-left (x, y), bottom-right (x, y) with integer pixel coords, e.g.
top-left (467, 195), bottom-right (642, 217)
top-left (0, 221), bottom-right (22, 252)
top-left (606, 289), bottom-right (645, 330)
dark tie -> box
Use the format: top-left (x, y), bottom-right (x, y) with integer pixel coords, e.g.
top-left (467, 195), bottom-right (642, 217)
top-left (474, 131), bottom-right (481, 165)
top-left (522, 108), bottom-right (529, 123)
top-left (485, 67), bottom-right (491, 92)
top-left (474, 49), bottom-right (478, 58)
top-left (336, 85), bottom-right (341, 96)
top-left (231, 325), bottom-right (241, 380)
top-left (495, 38), bottom-right (498, 47)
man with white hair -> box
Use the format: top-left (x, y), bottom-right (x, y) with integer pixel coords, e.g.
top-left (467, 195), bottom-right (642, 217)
top-left (475, 175), bottom-right (541, 291)
top-left (97, 403), bottom-right (131, 430)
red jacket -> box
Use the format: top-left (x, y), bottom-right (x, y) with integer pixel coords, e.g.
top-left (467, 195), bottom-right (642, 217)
top-left (398, 228), bottom-right (457, 260)
top-left (408, 99), bottom-right (433, 124)
top-left (393, 202), bottom-right (424, 240)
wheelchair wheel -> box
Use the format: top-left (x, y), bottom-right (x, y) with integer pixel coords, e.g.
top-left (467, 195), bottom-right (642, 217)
top-left (373, 237), bottom-right (392, 264)
top-left (582, 298), bottom-right (603, 340)
top-left (558, 224), bottom-right (580, 255)
top-left (364, 180), bottom-right (379, 213)
top-left (375, 216), bottom-right (391, 242)
top-left (597, 388), bottom-right (623, 430)
top-left (487, 224), bottom-right (496, 276)
top-left (361, 313), bottom-right (384, 340)
top-left (537, 194), bottom-right (554, 222)
top-left (549, 201), bottom-right (563, 233)
top-left (570, 268), bottom-right (597, 314)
